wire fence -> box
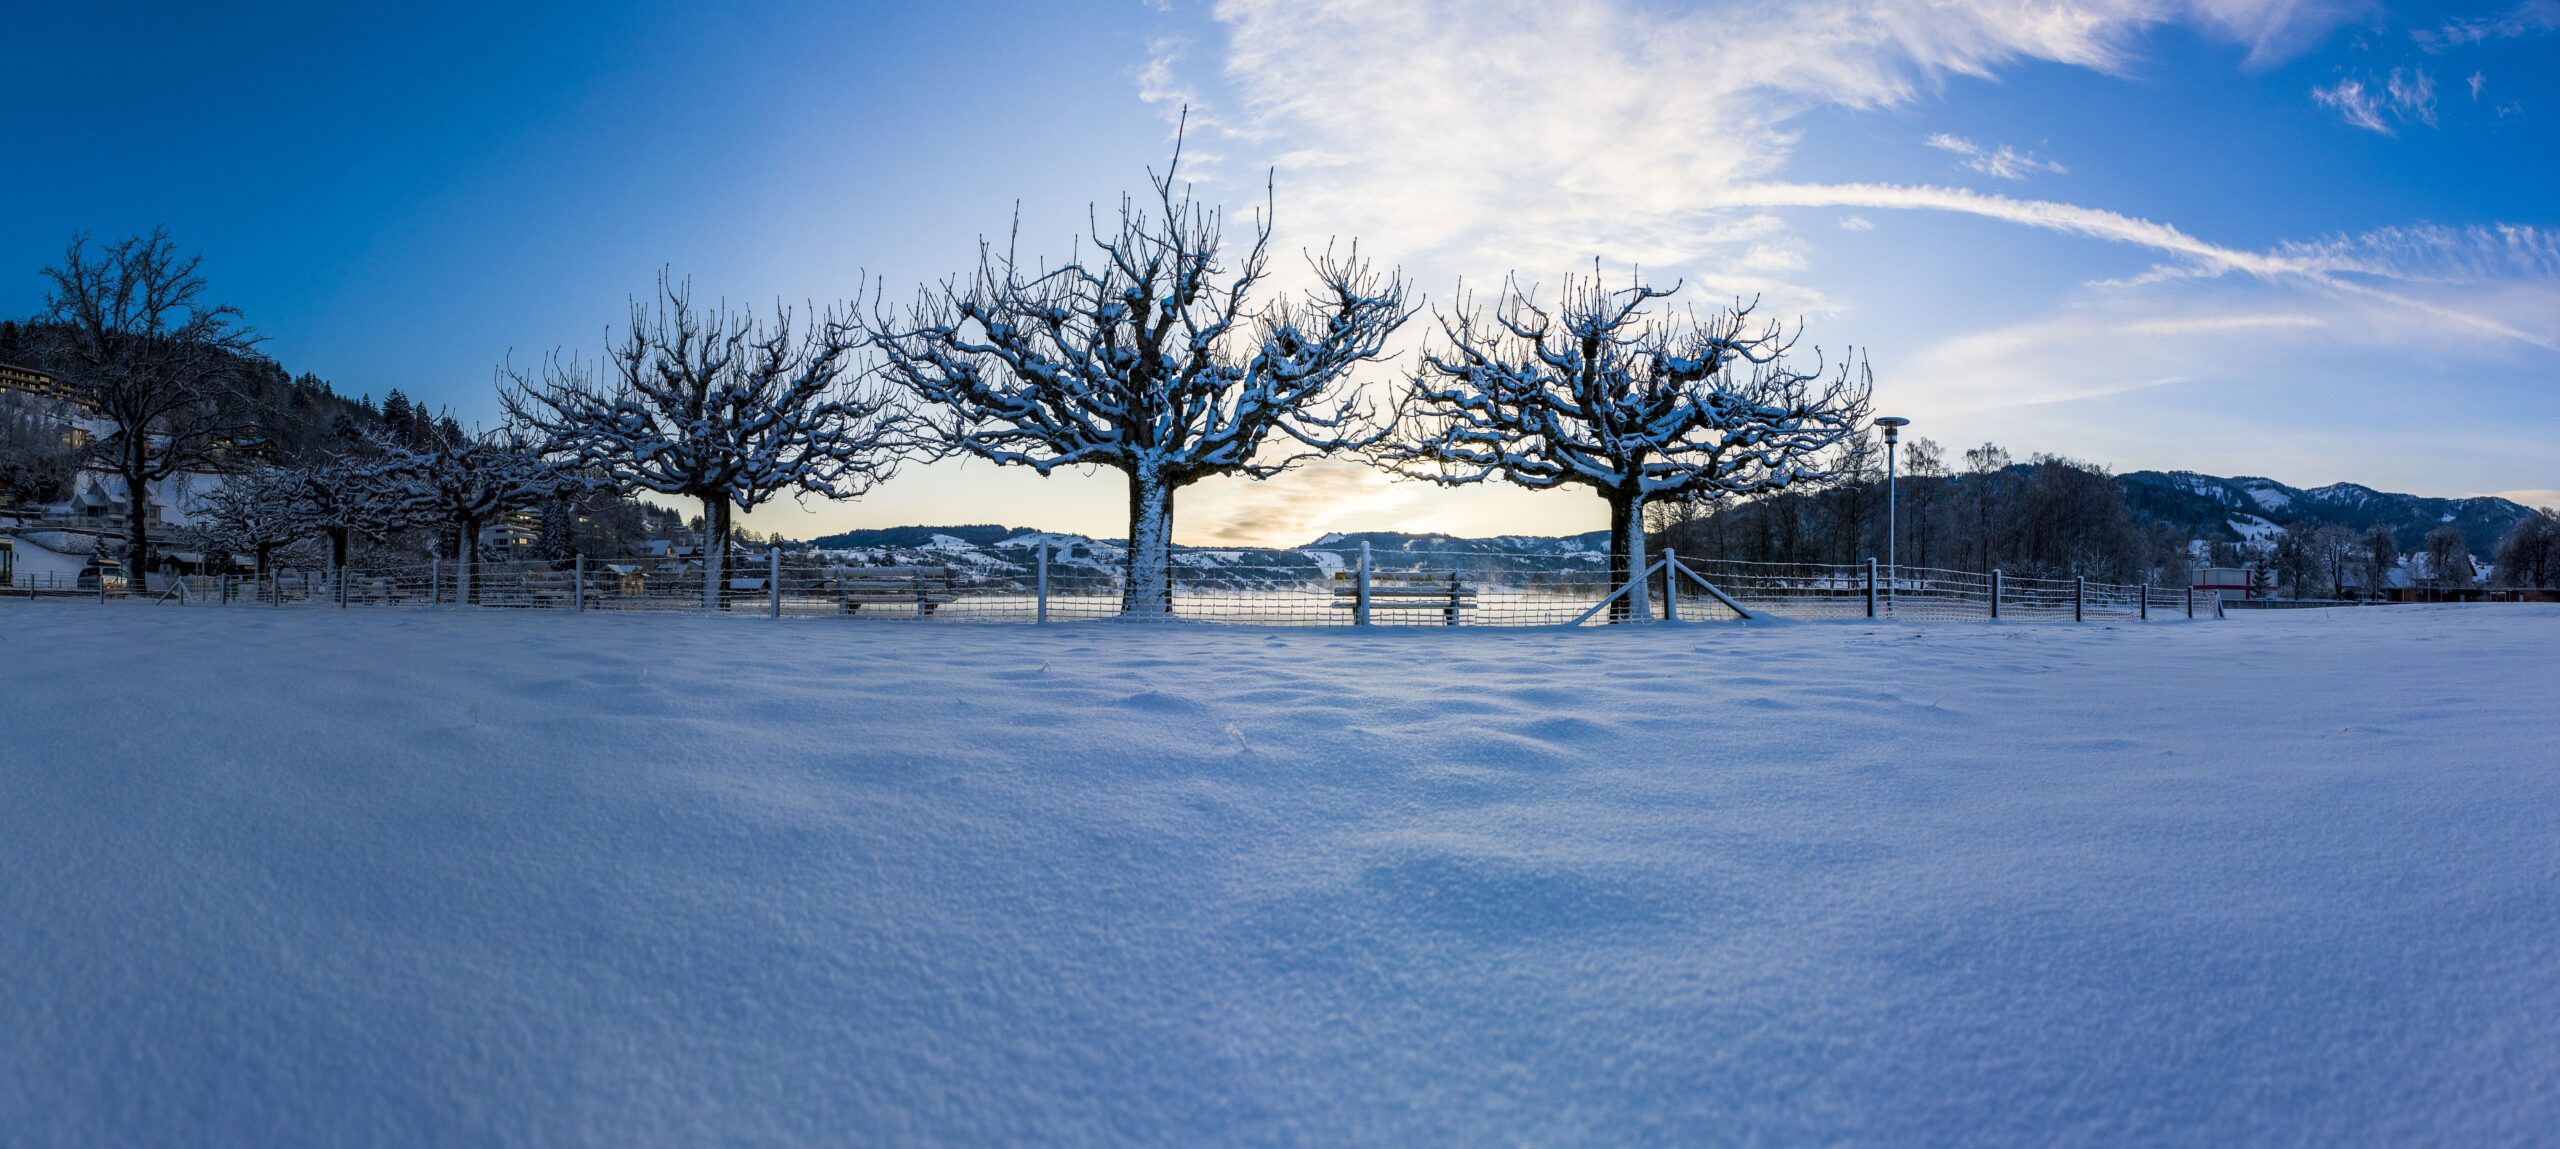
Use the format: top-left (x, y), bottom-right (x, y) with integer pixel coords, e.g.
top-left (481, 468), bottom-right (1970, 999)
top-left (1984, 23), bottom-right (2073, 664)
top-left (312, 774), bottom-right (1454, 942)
top-left (45, 543), bottom-right (2223, 626)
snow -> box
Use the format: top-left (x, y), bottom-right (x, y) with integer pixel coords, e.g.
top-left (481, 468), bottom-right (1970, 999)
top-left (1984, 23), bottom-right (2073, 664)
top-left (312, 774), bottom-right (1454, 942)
top-left (2244, 483), bottom-right (2293, 512)
top-left (2227, 512), bottom-right (2284, 544)
top-left (3, 604), bottom-right (2556, 1145)
top-left (2, 531), bottom-right (92, 583)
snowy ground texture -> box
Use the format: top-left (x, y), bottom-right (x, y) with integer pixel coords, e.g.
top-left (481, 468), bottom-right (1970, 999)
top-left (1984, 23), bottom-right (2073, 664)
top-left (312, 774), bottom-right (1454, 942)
top-left (3, 604), bottom-right (2555, 1147)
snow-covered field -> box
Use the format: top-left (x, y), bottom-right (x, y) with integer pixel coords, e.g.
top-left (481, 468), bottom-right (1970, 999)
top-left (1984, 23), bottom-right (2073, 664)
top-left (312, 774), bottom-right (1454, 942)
top-left (3, 604), bottom-right (2554, 1146)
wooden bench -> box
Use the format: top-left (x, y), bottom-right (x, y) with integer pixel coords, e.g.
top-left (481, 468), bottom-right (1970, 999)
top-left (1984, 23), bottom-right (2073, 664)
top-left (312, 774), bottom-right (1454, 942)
top-left (1332, 570), bottom-right (1477, 625)
top-left (832, 565), bottom-right (960, 615)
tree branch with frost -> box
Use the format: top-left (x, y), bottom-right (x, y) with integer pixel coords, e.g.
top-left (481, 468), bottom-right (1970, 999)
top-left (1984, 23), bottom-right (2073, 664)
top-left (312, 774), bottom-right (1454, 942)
top-left (870, 136), bottom-right (1412, 613)
top-left (373, 424), bottom-right (577, 604)
top-left (503, 274), bottom-right (912, 609)
top-left (1380, 270), bottom-right (1871, 619)
top-left (186, 466), bottom-right (308, 591)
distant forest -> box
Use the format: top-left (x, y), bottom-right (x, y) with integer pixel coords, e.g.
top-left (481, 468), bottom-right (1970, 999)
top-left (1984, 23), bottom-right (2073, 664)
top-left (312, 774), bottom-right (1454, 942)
top-left (1655, 437), bottom-right (2559, 595)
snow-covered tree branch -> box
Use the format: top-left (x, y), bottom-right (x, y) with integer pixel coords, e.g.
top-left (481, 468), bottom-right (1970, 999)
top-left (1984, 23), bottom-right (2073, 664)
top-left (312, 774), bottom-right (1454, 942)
top-left (870, 141), bottom-right (1412, 614)
top-left (1380, 270), bottom-right (1870, 619)
top-left (504, 275), bottom-right (909, 609)
top-left (285, 454), bottom-right (411, 591)
top-left (186, 466), bottom-right (308, 597)
top-left (374, 426), bottom-right (575, 604)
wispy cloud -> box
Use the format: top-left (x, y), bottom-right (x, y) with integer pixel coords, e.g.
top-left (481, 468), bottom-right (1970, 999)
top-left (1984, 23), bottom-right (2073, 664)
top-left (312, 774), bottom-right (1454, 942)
top-left (2469, 71), bottom-right (2488, 100)
top-left (1711, 181), bottom-right (2560, 350)
top-left (2413, 0), bottom-right (2560, 50)
top-left (1116, 0), bottom-right (2559, 523)
top-left (2312, 68), bottom-right (2438, 134)
top-left (1925, 133), bottom-right (2066, 180)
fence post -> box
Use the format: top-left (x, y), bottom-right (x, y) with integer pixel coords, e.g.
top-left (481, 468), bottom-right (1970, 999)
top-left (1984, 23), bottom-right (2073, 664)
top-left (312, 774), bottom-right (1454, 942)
top-left (1035, 539), bottom-right (1050, 624)
top-left (768, 548), bottom-right (782, 618)
top-left (1990, 568), bottom-right (2002, 620)
top-left (573, 554), bottom-right (585, 613)
top-left (2074, 575), bottom-right (2085, 622)
top-left (1865, 558), bottom-right (1877, 619)
top-left (1356, 541), bottom-right (1373, 626)
top-left (431, 557), bottom-right (440, 606)
top-left (2187, 585), bottom-right (2195, 619)
top-left (1663, 548), bottom-right (1680, 622)
top-left (2141, 581), bottom-right (2150, 621)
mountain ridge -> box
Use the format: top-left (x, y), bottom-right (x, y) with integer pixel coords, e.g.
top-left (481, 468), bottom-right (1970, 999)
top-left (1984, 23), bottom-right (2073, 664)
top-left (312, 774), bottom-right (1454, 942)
top-left (799, 471), bottom-right (2541, 565)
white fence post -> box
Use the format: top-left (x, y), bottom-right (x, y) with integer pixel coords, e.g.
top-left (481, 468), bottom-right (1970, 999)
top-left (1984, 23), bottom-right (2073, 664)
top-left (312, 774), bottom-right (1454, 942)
top-left (1663, 547), bottom-right (1680, 622)
top-left (1035, 539), bottom-right (1050, 624)
top-left (1865, 558), bottom-right (1878, 619)
top-left (769, 548), bottom-right (782, 618)
top-left (1356, 541), bottom-right (1372, 627)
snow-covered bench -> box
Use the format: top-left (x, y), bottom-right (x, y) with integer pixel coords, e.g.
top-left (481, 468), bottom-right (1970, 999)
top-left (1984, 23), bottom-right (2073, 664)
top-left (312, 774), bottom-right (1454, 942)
top-left (1332, 570), bottom-right (1477, 625)
top-left (834, 565), bottom-right (960, 616)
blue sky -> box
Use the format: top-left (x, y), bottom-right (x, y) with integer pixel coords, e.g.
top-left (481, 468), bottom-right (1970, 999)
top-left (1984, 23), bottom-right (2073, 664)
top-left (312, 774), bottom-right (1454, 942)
top-left (6, 1), bottom-right (2555, 543)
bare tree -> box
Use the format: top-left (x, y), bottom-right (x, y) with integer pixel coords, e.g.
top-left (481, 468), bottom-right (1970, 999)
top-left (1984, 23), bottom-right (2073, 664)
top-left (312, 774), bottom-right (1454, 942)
top-left (2309, 525), bottom-right (2357, 600)
top-left (377, 427), bottom-right (571, 604)
top-left (1382, 271), bottom-right (1869, 619)
top-left (2422, 524), bottom-right (2475, 594)
top-left (2493, 509), bottom-right (2560, 589)
top-left (287, 454), bottom-right (410, 595)
top-left (2359, 524), bottom-right (2401, 600)
top-left (871, 144), bottom-right (1412, 614)
top-left (187, 467), bottom-right (308, 600)
top-left (40, 230), bottom-right (262, 586)
top-left (506, 277), bottom-right (909, 609)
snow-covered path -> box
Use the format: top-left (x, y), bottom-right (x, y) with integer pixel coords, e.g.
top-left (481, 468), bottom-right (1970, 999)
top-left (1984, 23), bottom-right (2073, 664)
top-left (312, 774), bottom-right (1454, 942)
top-left (2, 604), bottom-right (2554, 1146)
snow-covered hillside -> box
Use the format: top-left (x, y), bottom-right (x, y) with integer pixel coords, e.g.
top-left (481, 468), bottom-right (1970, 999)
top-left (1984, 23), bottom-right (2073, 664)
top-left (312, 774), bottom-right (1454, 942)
top-left (2121, 470), bottom-right (2537, 556)
top-left (3, 605), bottom-right (2555, 1145)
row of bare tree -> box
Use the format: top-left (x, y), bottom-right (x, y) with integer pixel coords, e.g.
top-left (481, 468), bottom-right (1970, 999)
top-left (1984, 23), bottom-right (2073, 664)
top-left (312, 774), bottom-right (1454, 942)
top-left (26, 142), bottom-right (1874, 613)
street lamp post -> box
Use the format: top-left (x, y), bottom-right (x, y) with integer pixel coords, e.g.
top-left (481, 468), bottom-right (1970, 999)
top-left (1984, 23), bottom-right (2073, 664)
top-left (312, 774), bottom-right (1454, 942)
top-left (1876, 416), bottom-right (1909, 614)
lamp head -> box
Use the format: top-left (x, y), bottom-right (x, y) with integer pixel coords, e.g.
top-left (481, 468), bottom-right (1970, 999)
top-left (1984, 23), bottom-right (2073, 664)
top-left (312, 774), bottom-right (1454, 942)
top-left (1875, 415), bottom-right (1909, 444)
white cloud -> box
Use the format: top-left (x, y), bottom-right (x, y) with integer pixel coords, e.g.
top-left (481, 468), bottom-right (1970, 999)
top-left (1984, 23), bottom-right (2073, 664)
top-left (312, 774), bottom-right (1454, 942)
top-left (1711, 181), bottom-right (2560, 351)
top-left (2312, 68), bottom-right (2437, 134)
top-left (1180, 1), bottom-right (2361, 305)
top-left (1925, 133), bottom-right (2067, 180)
top-left (2413, 1), bottom-right (2560, 51)
top-left (2469, 71), bottom-right (2488, 100)
top-left (1132, 0), bottom-right (2556, 516)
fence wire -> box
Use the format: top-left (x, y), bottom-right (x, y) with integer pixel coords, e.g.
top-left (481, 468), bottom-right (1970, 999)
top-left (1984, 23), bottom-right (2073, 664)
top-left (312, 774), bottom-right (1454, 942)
top-left (74, 546), bottom-right (2220, 627)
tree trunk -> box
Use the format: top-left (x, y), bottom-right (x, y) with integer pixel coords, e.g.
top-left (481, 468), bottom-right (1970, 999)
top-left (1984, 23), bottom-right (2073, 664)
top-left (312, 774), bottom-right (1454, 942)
top-left (1122, 467), bottom-right (1175, 616)
top-left (122, 462), bottom-right (151, 594)
top-left (1605, 488), bottom-right (1652, 623)
top-left (457, 524), bottom-right (477, 605)
top-left (701, 496), bottom-right (730, 611)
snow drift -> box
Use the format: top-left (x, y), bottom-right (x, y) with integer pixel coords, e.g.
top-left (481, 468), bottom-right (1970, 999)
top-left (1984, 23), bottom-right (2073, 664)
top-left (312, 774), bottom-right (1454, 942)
top-left (1, 604), bottom-right (2553, 1145)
